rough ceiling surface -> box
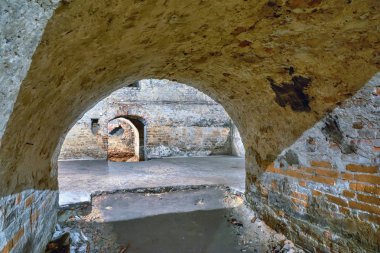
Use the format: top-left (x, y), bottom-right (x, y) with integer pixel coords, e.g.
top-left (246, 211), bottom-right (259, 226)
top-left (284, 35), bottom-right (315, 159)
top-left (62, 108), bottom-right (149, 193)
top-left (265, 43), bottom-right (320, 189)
top-left (0, 0), bottom-right (379, 196)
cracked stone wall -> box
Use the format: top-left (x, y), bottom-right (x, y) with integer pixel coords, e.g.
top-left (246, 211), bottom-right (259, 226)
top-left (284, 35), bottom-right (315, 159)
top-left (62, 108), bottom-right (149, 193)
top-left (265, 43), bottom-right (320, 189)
top-left (246, 74), bottom-right (380, 252)
top-left (59, 79), bottom-right (242, 160)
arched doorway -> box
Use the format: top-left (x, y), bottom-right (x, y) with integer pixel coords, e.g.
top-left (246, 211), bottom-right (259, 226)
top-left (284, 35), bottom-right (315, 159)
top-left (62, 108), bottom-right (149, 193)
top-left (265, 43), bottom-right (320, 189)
top-left (107, 118), bottom-right (139, 162)
top-left (107, 116), bottom-right (146, 162)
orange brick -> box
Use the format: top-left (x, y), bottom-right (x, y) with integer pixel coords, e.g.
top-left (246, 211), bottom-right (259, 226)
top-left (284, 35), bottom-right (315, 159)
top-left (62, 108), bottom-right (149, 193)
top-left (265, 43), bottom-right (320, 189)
top-left (277, 168), bottom-right (285, 175)
top-left (1, 240), bottom-right (13, 253)
top-left (342, 190), bottom-right (355, 198)
top-left (339, 207), bottom-right (350, 215)
top-left (292, 191), bottom-right (308, 201)
top-left (266, 163), bottom-right (282, 174)
top-left (15, 194), bottom-right (22, 205)
top-left (266, 163), bottom-right (276, 173)
top-left (346, 164), bottom-right (378, 173)
top-left (310, 175), bottom-right (336, 185)
top-left (357, 193), bottom-right (380, 205)
top-left (300, 167), bottom-right (315, 174)
top-left (354, 174), bottom-right (380, 185)
top-left (376, 87), bottom-right (380, 95)
top-left (312, 190), bottom-right (323, 197)
top-left (315, 168), bottom-right (339, 178)
top-left (285, 170), bottom-right (310, 180)
top-left (291, 204), bottom-right (301, 213)
top-left (350, 183), bottom-right (380, 194)
top-left (327, 194), bottom-right (348, 207)
top-left (13, 227), bottom-right (24, 245)
top-left (25, 194), bottom-right (34, 208)
top-left (271, 180), bottom-right (277, 191)
top-left (291, 197), bottom-right (308, 207)
top-left (341, 172), bottom-right (354, 181)
top-left (359, 213), bottom-right (380, 225)
top-left (310, 160), bottom-right (331, 168)
top-left (299, 181), bottom-right (307, 187)
top-left (349, 201), bottom-right (380, 215)
top-left (31, 210), bottom-right (39, 224)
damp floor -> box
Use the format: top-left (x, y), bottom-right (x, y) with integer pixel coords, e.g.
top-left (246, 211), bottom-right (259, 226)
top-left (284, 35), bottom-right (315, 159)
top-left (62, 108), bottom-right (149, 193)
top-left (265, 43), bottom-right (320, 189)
top-left (58, 156), bottom-right (245, 205)
top-left (58, 186), bottom-right (296, 253)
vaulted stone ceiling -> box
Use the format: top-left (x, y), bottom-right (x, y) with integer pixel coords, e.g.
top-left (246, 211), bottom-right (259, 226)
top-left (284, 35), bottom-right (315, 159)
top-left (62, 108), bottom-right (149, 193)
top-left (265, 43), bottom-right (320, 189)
top-left (0, 0), bottom-right (379, 196)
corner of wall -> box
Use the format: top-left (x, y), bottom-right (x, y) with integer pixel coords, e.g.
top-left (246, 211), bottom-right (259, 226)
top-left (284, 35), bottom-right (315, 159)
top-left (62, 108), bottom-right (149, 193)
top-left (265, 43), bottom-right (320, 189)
top-left (246, 73), bottom-right (380, 252)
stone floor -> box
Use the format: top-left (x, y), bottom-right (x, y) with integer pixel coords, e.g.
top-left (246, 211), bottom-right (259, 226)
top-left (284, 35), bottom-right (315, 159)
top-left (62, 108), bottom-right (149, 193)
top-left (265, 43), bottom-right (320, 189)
top-left (58, 156), bottom-right (245, 205)
top-left (55, 156), bottom-right (304, 253)
top-left (56, 186), bottom-right (302, 253)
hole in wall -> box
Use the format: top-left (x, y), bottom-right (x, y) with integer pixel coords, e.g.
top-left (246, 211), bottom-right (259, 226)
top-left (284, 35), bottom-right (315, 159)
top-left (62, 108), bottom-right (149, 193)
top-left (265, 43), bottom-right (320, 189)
top-left (109, 125), bottom-right (124, 136)
top-left (91, 118), bottom-right (100, 134)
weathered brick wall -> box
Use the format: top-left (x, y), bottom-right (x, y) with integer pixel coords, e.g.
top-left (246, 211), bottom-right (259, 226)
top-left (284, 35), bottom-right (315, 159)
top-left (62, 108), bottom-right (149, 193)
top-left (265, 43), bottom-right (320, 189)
top-left (0, 190), bottom-right (58, 253)
top-left (59, 79), bottom-right (243, 160)
top-left (247, 74), bottom-right (380, 252)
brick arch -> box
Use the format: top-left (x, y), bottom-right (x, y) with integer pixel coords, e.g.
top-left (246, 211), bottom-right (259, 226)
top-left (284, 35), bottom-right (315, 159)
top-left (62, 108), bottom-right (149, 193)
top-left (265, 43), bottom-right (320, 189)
top-left (0, 0), bottom-right (378, 197)
top-left (108, 116), bottom-right (146, 162)
top-left (0, 1), bottom-right (379, 252)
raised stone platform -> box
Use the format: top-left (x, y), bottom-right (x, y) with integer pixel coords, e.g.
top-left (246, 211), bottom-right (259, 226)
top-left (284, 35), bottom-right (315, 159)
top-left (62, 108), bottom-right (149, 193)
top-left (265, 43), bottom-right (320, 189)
top-left (58, 156), bottom-right (245, 206)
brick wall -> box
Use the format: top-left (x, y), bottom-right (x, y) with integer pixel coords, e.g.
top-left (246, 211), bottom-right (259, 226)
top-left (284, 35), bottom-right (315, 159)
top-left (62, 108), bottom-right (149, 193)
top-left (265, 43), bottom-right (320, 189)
top-left (0, 190), bottom-right (58, 253)
top-left (59, 79), bottom-right (244, 160)
top-left (247, 74), bottom-right (380, 252)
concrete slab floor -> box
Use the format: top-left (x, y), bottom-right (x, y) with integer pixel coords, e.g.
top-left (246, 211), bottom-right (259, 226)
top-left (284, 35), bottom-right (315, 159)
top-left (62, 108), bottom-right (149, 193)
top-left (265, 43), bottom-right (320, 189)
top-left (58, 156), bottom-right (245, 206)
top-left (57, 186), bottom-right (303, 253)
